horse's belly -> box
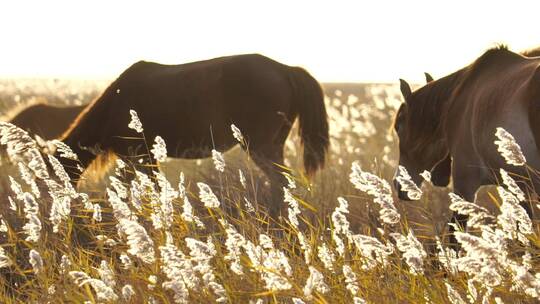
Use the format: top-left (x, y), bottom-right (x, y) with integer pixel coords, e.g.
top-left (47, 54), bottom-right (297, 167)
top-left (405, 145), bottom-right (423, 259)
top-left (167, 140), bottom-right (236, 159)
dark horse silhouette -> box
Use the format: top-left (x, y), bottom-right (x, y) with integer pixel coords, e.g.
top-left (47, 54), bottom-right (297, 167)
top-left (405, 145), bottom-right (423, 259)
top-left (393, 46), bottom-right (540, 239)
top-left (56, 54), bottom-right (329, 216)
top-left (8, 103), bottom-right (87, 140)
top-left (416, 49), bottom-right (540, 190)
top-left (411, 72), bottom-right (453, 187)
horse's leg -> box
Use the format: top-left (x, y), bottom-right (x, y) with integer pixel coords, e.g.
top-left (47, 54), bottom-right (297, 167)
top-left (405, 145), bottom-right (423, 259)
top-left (448, 164), bottom-right (487, 248)
top-left (130, 154), bottom-right (158, 180)
top-left (518, 155), bottom-right (540, 219)
top-left (251, 145), bottom-right (287, 221)
top-left (112, 142), bottom-right (158, 183)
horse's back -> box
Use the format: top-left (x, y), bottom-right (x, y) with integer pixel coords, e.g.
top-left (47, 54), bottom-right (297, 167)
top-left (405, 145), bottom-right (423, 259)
top-left (113, 54), bottom-right (292, 116)
top-left (10, 103), bottom-right (85, 139)
top-left (448, 50), bottom-right (540, 170)
top-left (82, 54), bottom-right (306, 156)
top-left (120, 54), bottom-right (287, 82)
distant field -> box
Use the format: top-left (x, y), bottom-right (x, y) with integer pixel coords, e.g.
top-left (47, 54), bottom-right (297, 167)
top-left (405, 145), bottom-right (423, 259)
top-left (0, 78), bottom-right (537, 303)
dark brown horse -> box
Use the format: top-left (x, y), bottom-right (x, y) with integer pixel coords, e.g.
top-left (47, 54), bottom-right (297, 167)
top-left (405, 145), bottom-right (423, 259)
top-left (421, 49), bottom-right (540, 189)
top-left (414, 72), bottom-right (453, 187)
top-left (56, 54), bottom-right (329, 216)
top-left (394, 46), bottom-right (540, 239)
top-left (8, 103), bottom-right (87, 140)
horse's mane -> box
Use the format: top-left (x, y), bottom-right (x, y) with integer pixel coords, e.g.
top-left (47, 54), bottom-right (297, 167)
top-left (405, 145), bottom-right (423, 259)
top-left (462, 46), bottom-right (522, 81)
top-left (60, 81), bottom-right (117, 140)
top-left (420, 46), bottom-right (524, 110)
top-left (492, 44), bottom-right (509, 51)
top-left (403, 68), bottom-right (466, 151)
top-left (397, 45), bottom-right (531, 153)
top-left (400, 46), bottom-right (514, 147)
top-left (451, 47), bottom-right (530, 132)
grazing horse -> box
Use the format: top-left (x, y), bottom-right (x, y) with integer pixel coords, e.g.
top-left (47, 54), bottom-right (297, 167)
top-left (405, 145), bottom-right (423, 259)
top-left (393, 46), bottom-right (540, 240)
top-left (8, 103), bottom-right (87, 140)
top-left (56, 54), bottom-right (329, 216)
top-left (416, 72), bottom-right (453, 187)
top-left (420, 49), bottom-right (540, 189)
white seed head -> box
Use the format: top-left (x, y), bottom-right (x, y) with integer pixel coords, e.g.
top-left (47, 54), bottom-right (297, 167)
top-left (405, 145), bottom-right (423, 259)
top-left (396, 165), bottom-right (423, 200)
top-left (128, 110), bottom-right (144, 133)
top-left (197, 182), bottom-right (221, 208)
top-left (211, 149), bottom-right (226, 172)
top-left (151, 136), bottom-right (168, 162)
top-left (231, 124), bottom-right (244, 143)
top-left (494, 127), bottom-right (526, 166)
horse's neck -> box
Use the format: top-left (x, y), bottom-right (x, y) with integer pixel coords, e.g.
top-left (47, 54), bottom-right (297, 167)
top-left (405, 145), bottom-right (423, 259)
top-left (60, 112), bottom-right (102, 170)
top-left (67, 105), bottom-right (86, 119)
top-left (58, 138), bottom-right (96, 171)
top-left (418, 70), bottom-right (463, 128)
top-left (408, 70), bottom-right (465, 156)
top-left (51, 143), bottom-right (93, 182)
top-left (434, 70), bottom-right (463, 104)
top-left (60, 86), bottom-right (115, 166)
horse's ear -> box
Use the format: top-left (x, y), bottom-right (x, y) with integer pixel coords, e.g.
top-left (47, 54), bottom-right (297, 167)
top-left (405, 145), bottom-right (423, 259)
top-left (399, 79), bottom-right (412, 101)
top-left (424, 72), bottom-right (434, 83)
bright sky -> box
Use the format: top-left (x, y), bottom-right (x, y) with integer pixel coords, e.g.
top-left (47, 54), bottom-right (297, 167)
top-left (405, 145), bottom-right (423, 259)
top-left (1, 1), bottom-right (539, 83)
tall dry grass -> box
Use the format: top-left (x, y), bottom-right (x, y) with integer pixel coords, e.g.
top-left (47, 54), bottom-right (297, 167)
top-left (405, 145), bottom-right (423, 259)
top-left (0, 79), bottom-right (538, 303)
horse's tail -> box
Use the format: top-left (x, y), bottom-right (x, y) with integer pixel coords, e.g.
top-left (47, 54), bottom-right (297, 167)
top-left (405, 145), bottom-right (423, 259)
top-left (288, 66), bottom-right (329, 176)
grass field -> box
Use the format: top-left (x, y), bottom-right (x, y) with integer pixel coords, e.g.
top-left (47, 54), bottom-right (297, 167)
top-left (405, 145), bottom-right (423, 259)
top-left (0, 78), bottom-right (538, 303)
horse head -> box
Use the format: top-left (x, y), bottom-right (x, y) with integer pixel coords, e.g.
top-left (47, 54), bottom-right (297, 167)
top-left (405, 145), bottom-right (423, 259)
top-left (393, 77), bottom-right (450, 200)
top-left (422, 72), bottom-right (452, 187)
